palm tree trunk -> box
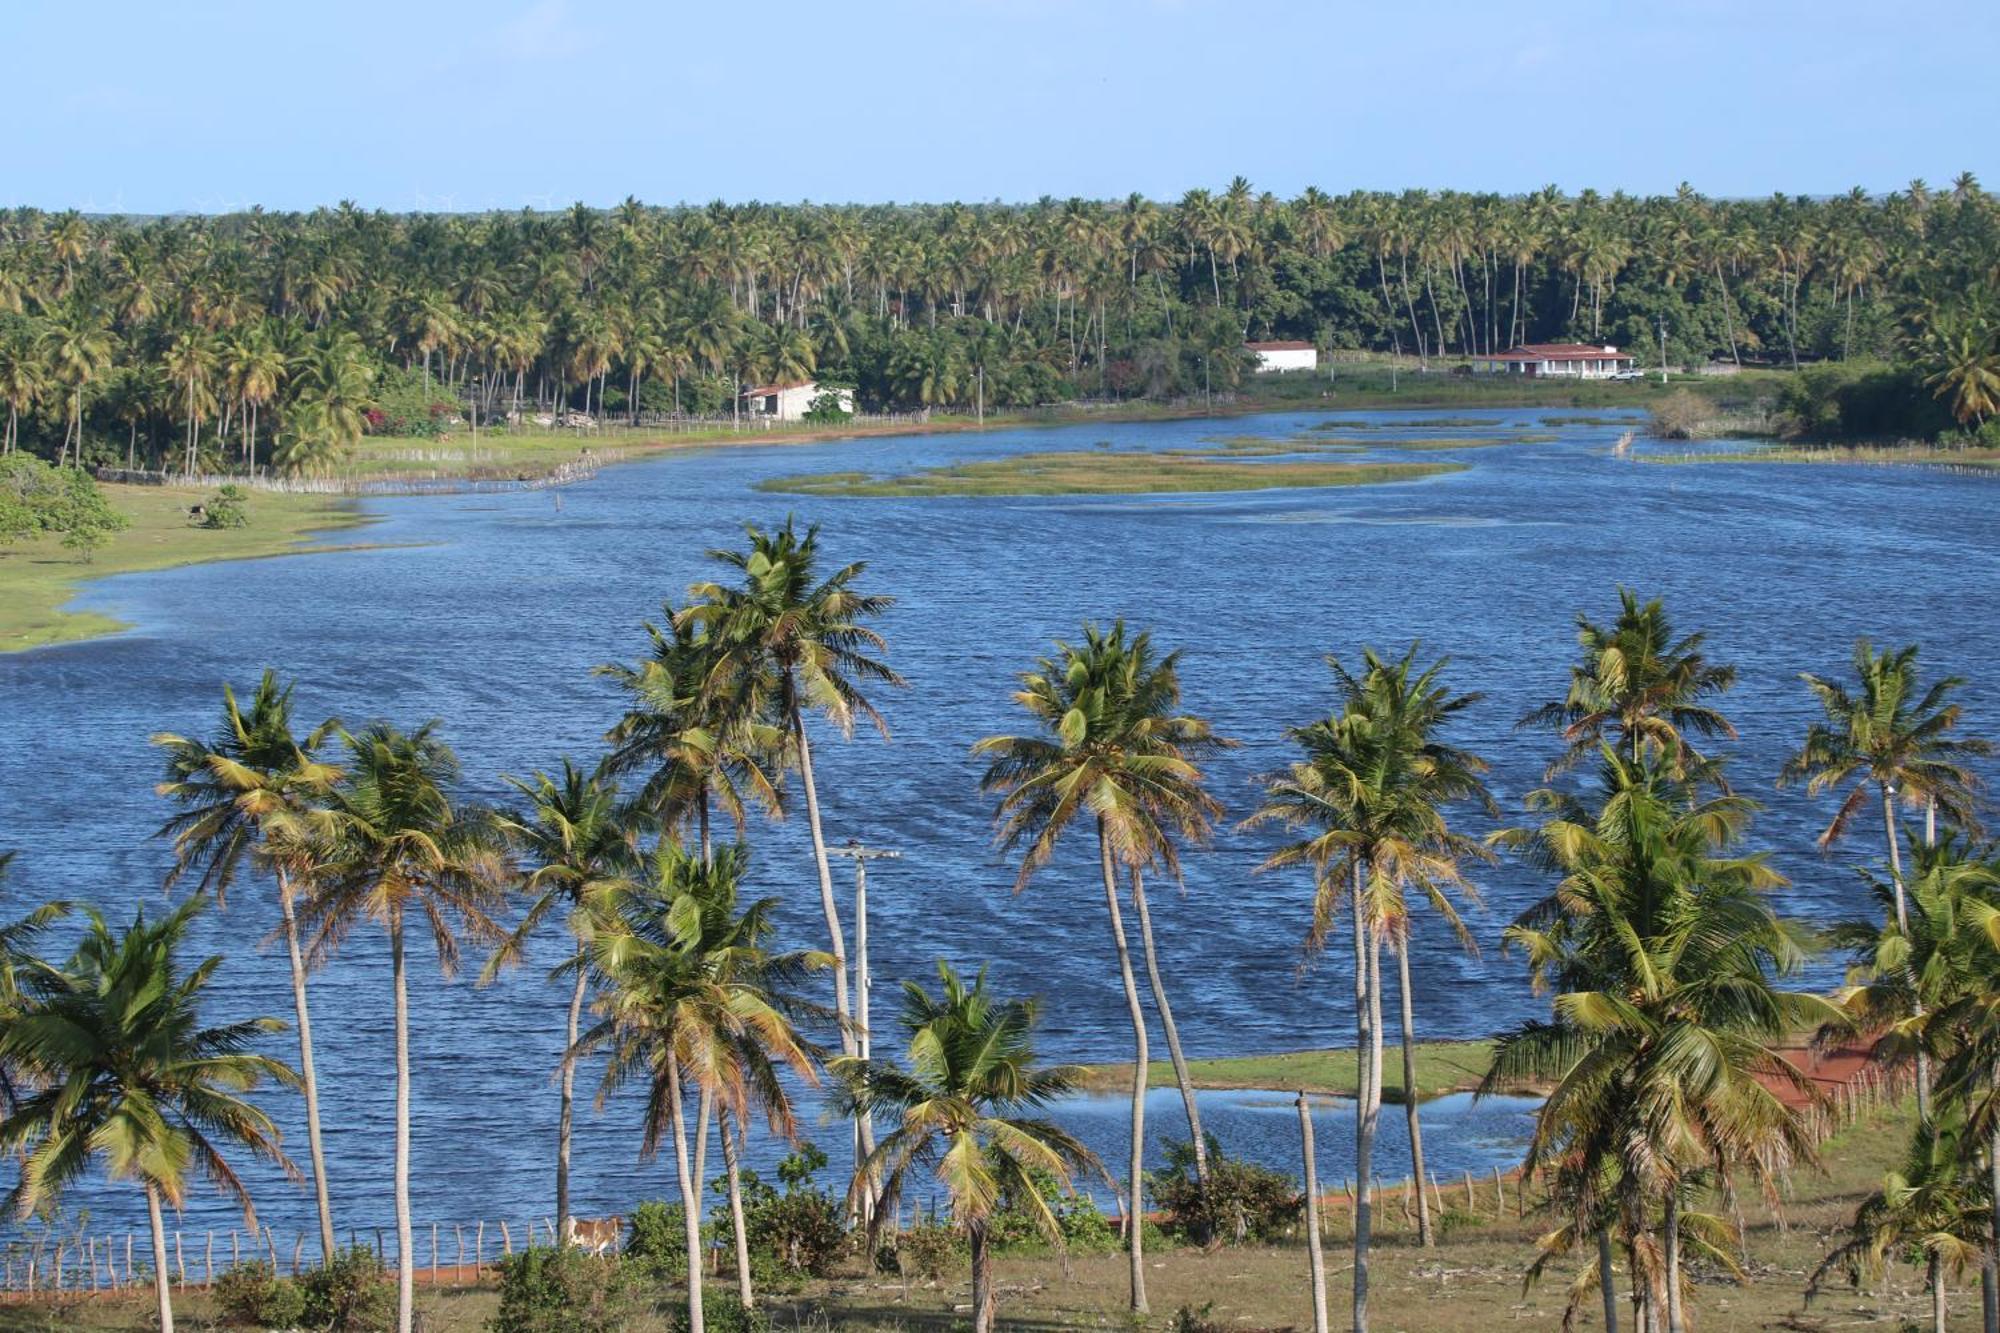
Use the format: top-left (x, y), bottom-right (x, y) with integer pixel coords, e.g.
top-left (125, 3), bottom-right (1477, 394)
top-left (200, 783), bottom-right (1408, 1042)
top-left (1931, 1251), bottom-right (1947, 1333)
top-left (1298, 1093), bottom-right (1329, 1333)
top-left (1883, 785), bottom-right (1932, 1119)
top-left (1098, 819), bottom-right (1148, 1316)
top-left (1394, 936), bottom-right (1431, 1247)
top-left (557, 960), bottom-right (586, 1243)
top-left (719, 1108), bottom-right (754, 1308)
top-left (392, 915), bottom-right (415, 1333)
top-left (278, 871), bottom-right (336, 1265)
top-left (146, 1182), bottom-right (175, 1333)
top-left (1664, 1192), bottom-right (1685, 1333)
top-left (1352, 861), bottom-right (1375, 1333)
top-left (1599, 1229), bottom-right (1620, 1333)
top-left (1129, 866), bottom-right (1207, 1190)
top-left (789, 714), bottom-right (860, 1197)
top-left (970, 1218), bottom-right (996, 1333)
top-left (665, 1054), bottom-right (705, 1333)
top-left (694, 1088), bottom-right (712, 1210)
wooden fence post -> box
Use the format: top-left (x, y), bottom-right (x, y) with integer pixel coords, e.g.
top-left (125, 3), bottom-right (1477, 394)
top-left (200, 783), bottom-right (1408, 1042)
top-left (205, 1232), bottom-right (214, 1285)
top-left (175, 1230), bottom-right (186, 1286)
top-left (456, 1224), bottom-right (466, 1286)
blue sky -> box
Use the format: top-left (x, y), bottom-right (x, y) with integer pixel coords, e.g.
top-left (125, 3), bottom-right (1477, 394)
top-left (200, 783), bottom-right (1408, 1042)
top-left (4, 0), bottom-right (1994, 213)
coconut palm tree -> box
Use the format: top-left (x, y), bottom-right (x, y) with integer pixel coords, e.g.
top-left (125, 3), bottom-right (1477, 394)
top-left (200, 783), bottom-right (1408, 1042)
top-left (0, 855), bottom-right (68, 1115)
top-left (583, 842), bottom-right (822, 1333)
top-left (1249, 645), bottom-right (1491, 1251)
top-left (683, 519), bottom-right (902, 1191)
top-left (835, 961), bottom-right (1101, 1333)
top-left (0, 327), bottom-right (47, 455)
top-left (1520, 588), bottom-right (1737, 780)
top-left (152, 671), bottom-right (343, 1264)
top-left (39, 306), bottom-right (114, 468)
top-left (0, 896), bottom-right (296, 1333)
top-left (298, 721), bottom-right (507, 1333)
top-left (1485, 752), bottom-right (1840, 1333)
top-left (974, 619), bottom-right (1229, 1312)
top-left (483, 759), bottom-right (640, 1243)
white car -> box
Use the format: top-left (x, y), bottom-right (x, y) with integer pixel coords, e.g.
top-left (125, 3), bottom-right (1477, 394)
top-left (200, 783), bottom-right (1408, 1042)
top-left (1609, 369), bottom-right (1646, 381)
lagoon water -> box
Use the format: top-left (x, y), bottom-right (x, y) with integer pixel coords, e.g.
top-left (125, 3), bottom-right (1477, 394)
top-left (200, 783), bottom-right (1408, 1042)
top-left (4, 408), bottom-right (1997, 1242)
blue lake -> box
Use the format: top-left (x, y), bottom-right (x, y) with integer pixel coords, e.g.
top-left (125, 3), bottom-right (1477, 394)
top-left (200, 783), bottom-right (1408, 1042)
top-left (3, 407), bottom-right (1995, 1247)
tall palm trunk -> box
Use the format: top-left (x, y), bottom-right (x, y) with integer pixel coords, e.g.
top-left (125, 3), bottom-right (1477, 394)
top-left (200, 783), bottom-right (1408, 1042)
top-left (392, 915), bottom-right (415, 1333)
top-left (789, 713), bottom-right (863, 1201)
top-left (1129, 866), bottom-right (1207, 1189)
top-left (720, 1108), bottom-right (754, 1308)
top-left (556, 959), bottom-right (587, 1241)
top-left (970, 1218), bottom-right (996, 1333)
top-left (665, 1053), bottom-right (705, 1333)
top-left (146, 1182), bottom-right (175, 1333)
top-left (1931, 1251), bottom-right (1947, 1333)
top-left (1098, 819), bottom-right (1148, 1315)
top-left (1394, 935), bottom-right (1431, 1246)
top-left (1664, 1192), bottom-right (1685, 1333)
top-left (1598, 1229), bottom-right (1620, 1333)
top-left (1298, 1092), bottom-right (1329, 1333)
top-left (1352, 861), bottom-right (1376, 1333)
top-left (1882, 785), bottom-right (1932, 1119)
top-left (278, 870), bottom-right (336, 1264)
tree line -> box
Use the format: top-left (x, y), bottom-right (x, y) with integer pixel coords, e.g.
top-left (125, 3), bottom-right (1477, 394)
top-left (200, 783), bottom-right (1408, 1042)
top-left (0, 524), bottom-right (1995, 1333)
top-left (1, 176), bottom-right (1997, 475)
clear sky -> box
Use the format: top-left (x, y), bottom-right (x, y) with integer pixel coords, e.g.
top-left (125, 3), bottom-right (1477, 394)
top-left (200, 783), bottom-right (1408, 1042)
top-left (5, 0), bottom-right (1994, 213)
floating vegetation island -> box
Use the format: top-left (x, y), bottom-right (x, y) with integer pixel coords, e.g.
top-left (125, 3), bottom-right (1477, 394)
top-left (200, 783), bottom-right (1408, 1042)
top-left (757, 451), bottom-right (1462, 497)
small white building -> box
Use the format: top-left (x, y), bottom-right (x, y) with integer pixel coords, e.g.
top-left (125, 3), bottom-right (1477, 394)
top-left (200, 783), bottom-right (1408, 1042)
top-left (1246, 340), bottom-right (1319, 374)
top-left (739, 380), bottom-right (854, 421)
top-left (1467, 343), bottom-right (1636, 379)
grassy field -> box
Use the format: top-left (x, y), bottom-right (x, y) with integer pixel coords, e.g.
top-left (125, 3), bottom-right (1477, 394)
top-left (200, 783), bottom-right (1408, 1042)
top-left (1077, 1039), bottom-right (1510, 1103)
top-left (756, 453), bottom-right (1462, 498)
top-left (0, 484), bottom-right (372, 653)
top-left (8, 1098), bottom-right (1952, 1331)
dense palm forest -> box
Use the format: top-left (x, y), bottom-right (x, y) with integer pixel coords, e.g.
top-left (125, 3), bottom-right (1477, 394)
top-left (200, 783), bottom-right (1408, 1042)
top-left (4, 517), bottom-right (2000, 1333)
top-left (2, 177), bottom-right (1998, 475)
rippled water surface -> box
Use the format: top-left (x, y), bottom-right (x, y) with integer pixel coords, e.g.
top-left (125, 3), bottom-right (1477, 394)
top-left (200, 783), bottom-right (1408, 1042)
top-left (4, 407), bottom-right (1997, 1242)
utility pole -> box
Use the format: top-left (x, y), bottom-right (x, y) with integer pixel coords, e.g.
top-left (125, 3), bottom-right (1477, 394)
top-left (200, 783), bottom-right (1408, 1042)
top-left (828, 839), bottom-right (899, 1228)
top-left (1658, 315), bottom-right (1669, 385)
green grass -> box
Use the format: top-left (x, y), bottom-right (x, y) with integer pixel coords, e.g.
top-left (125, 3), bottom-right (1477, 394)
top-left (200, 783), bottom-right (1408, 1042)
top-left (0, 484), bottom-right (373, 652)
top-left (1540, 414), bottom-right (1642, 426)
top-left (1078, 1038), bottom-right (1511, 1103)
top-left (1639, 442), bottom-right (2000, 468)
top-left (756, 451), bottom-right (1462, 497)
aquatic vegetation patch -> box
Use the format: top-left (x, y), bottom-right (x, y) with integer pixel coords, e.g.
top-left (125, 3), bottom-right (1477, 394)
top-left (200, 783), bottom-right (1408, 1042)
top-left (757, 451), bottom-right (1462, 497)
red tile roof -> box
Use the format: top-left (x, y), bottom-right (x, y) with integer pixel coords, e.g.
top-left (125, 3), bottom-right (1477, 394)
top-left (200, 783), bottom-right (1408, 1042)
top-left (1246, 340), bottom-right (1315, 351)
top-left (1476, 343), bottom-right (1630, 361)
top-left (739, 380), bottom-right (816, 396)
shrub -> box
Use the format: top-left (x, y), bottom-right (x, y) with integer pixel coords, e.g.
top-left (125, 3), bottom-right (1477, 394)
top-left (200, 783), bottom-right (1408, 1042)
top-left (299, 1244), bottom-right (394, 1331)
top-left (989, 1169), bottom-right (1118, 1254)
top-left (1165, 1302), bottom-right (1227, 1333)
top-left (666, 1291), bottom-right (769, 1333)
top-left (624, 1199), bottom-right (690, 1282)
top-left (0, 454), bottom-right (127, 557)
top-left (895, 1222), bottom-right (964, 1280)
top-left (802, 389), bottom-right (852, 423)
top-left (713, 1144), bottom-right (847, 1283)
top-left (489, 1245), bottom-right (638, 1333)
top-left (214, 1260), bottom-right (307, 1327)
top-left (1647, 389), bottom-right (1710, 440)
top-left (197, 483), bottom-right (250, 528)
top-left (1152, 1136), bottom-right (1301, 1245)
top-left (366, 365), bottom-right (458, 438)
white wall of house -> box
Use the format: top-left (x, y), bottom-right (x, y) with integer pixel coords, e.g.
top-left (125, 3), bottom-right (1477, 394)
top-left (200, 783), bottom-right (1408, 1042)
top-left (1251, 346), bottom-right (1318, 373)
top-left (745, 383), bottom-right (854, 421)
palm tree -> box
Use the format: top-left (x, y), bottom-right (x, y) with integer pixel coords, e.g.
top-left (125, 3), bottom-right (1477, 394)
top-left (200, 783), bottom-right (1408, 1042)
top-left (684, 519), bottom-right (903, 1194)
top-left (152, 671), bottom-right (343, 1264)
top-left (1520, 588), bottom-right (1737, 780)
top-left (298, 721), bottom-right (507, 1333)
top-left (0, 854), bottom-right (69, 1115)
top-left (1485, 752), bottom-right (1839, 1333)
top-left (974, 619), bottom-right (1228, 1313)
top-left (1810, 1112), bottom-right (1991, 1333)
top-left (583, 842), bottom-right (822, 1333)
top-left (1249, 645), bottom-right (1491, 1252)
top-left (483, 759), bottom-right (639, 1243)
top-left (836, 961), bottom-right (1101, 1333)
top-left (39, 307), bottom-right (114, 468)
top-left (0, 327), bottom-right (47, 455)
top-left (0, 896), bottom-right (296, 1333)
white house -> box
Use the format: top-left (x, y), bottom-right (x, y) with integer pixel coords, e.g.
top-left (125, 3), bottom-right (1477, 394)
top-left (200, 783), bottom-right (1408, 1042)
top-left (738, 380), bottom-right (853, 421)
top-left (1245, 340), bottom-right (1319, 373)
top-left (1466, 343), bottom-right (1636, 379)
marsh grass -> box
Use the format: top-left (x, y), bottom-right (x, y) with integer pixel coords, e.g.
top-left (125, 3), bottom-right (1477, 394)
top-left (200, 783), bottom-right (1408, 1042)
top-left (757, 452), bottom-right (1461, 497)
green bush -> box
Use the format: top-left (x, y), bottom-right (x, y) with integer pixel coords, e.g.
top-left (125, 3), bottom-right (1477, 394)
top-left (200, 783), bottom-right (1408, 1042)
top-left (989, 1169), bottom-right (1118, 1254)
top-left (197, 483), bottom-right (250, 528)
top-left (801, 389), bottom-right (853, 423)
top-left (665, 1291), bottom-right (769, 1333)
top-left (624, 1199), bottom-right (690, 1281)
top-left (489, 1245), bottom-right (638, 1333)
top-left (0, 454), bottom-right (127, 557)
top-left (299, 1244), bottom-right (394, 1331)
top-left (213, 1259), bottom-right (308, 1327)
top-left (894, 1222), bottom-right (964, 1280)
top-left (1152, 1136), bottom-right (1301, 1245)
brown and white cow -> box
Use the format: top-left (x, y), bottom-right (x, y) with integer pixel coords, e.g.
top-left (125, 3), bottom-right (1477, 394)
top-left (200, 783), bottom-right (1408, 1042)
top-left (569, 1216), bottom-right (623, 1256)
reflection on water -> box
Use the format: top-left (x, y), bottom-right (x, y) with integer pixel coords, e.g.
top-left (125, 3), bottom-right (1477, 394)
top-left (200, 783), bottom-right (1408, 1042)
top-left (1, 405), bottom-right (1995, 1241)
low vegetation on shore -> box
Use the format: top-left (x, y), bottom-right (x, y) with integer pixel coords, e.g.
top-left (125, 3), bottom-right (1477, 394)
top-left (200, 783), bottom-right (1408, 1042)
top-left (756, 451), bottom-right (1461, 497)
